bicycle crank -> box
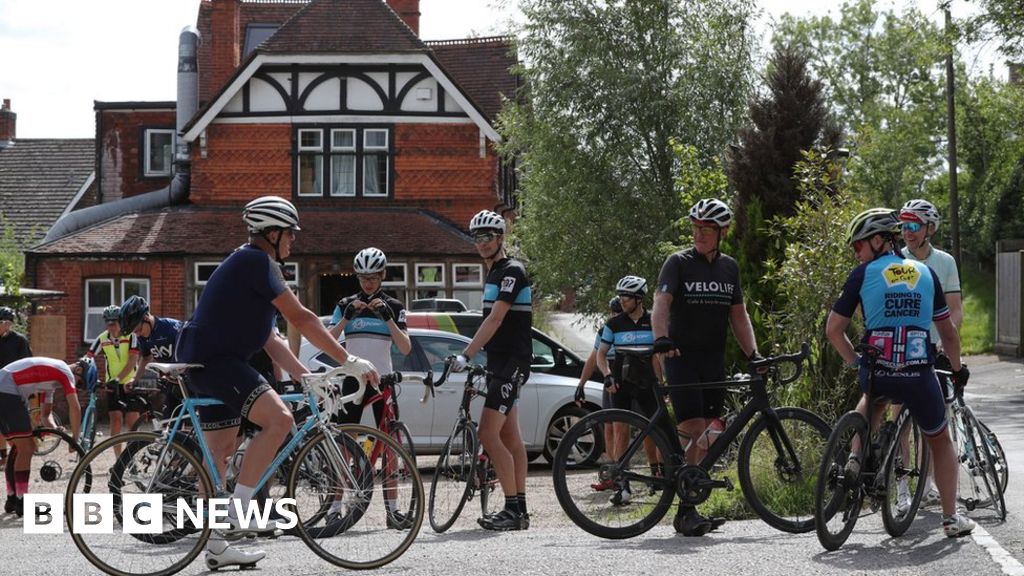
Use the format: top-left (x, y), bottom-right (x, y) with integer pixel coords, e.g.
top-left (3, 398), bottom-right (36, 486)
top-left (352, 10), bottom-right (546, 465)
top-left (675, 465), bottom-right (732, 506)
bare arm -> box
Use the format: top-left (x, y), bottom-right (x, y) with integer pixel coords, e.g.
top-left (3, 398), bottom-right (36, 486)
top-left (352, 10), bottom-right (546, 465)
top-left (263, 331), bottom-right (308, 380)
top-left (117, 350), bottom-right (140, 383)
top-left (576, 350), bottom-right (599, 388)
top-left (935, 317), bottom-right (962, 372)
top-left (946, 293), bottom-right (963, 330)
top-left (463, 300), bottom-right (511, 358)
top-left (825, 311), bottom-right (857, 364)
top-left (728, 303), bottom-right (758, 358)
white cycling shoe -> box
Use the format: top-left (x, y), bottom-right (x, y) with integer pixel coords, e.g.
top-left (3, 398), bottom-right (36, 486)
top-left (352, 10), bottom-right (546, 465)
top-left (220, 513), bottom-right (285, 539)
top-left (895, 477), bottom-right (912, 517)
top-left (205, 546), bottom-right (266, 570)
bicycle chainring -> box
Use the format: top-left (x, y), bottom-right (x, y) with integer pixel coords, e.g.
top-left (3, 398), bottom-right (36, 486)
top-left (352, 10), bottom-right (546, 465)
top-left (675, 465), bottom-right (712, 506)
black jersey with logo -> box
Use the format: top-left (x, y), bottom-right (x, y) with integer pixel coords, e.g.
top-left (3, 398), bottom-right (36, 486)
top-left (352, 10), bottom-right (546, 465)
top-left (656, 247), bottom-right (743, 352)
top-left (483, 257), bottom-right (532, 360)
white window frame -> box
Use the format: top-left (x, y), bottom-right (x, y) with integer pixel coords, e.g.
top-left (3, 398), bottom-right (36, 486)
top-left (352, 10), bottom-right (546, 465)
top-left (194, 261), bottom-right (221, 285)
top-left (452, 263), bottom-right (483, 287)
top-left (329, 129), bottom-right (357, 197)
top-left (382, 263), bottom-right (407, 288)
top-left (84, 279), bottom-right (115, 342)
top-left (415, 263), bottom-right (445, 288)
top-left (144, 129), bottom-right (176, 177)
top-left (297, 129), bottom-right (324, 197)
top-left (121, 278), bottom-right (151, 303)
top-left (193, 261), bottom-right (298, 306)
top-left (362, 129), bottom-right (389, 197)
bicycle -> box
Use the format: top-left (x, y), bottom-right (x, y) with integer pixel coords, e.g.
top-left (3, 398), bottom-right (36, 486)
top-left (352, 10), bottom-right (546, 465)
top-left (27, 393), bottom-right (65, 455)
top-left (551, 343), bottom-right (830, 539)
top-left (421, 356), bottom-right (502, 533)
top-left (4, 427), bottom-right (89, 504)
top-left (814, 344), bottom-right (932, 551)
top-left (937, 365), bottom-right (1007, 520)
top-left (64, 362), bottom-right (425, 576)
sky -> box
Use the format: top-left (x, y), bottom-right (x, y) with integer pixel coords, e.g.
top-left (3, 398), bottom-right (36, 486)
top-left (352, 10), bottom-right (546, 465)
top-left (0, 0), bottom-right (1002, 139)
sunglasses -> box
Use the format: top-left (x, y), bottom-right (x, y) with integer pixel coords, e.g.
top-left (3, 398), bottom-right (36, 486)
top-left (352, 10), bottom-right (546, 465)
top-left (900, 221), bottom-right (923, 233)
top-left (691, 224), bottom-right (720, 235)
top-left (472, 233), bottom-right (499, 244)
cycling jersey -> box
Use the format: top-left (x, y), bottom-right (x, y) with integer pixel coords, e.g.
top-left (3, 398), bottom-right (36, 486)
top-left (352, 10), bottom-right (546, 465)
top-left (330, 292), bottom-right (407, 373)
top-left (139, 317), bottom-right (183, 361)
top-left (599, 310), bottom-right (655, 387)
top-left (87, 330), bottom-right (139, 384)
top-left (832, 251), bottom-right (949, 370)
top-left (656, 248), bottom-right (743, 353)
top-left (901, 245), bottom-right (960, 344)
top-left (0, 330), bottom-right (32, 368)
top-left (592, 333), bottom-right (615, 362)
top-left (0, 356), bottom-right (75, 401)
top-left (482, 257), bottom-right (532, 360)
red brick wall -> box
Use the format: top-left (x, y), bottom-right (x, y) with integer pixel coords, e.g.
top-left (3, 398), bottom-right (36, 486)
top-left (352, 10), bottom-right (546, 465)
top-left (189, 124), bottom-right (293, 204)
top-left (31, 257), bottom-right (186, 361)
top-left (97, 108), bottom-right (176, 202)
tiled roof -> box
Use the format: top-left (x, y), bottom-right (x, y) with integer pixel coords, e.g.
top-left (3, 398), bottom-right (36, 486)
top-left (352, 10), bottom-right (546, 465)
top-left (0, 139), bottom-right (94, 243)
top-left (259, 0), bottom-right (427, 54)
top-left (427, 37), bottom-right (519, 121)
top-left (28, 205), bottom-right (476, 257)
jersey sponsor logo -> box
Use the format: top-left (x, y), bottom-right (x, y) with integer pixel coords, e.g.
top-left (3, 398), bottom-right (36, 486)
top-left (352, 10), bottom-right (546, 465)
top-left (683, 281), bottom-right (735, 294)
top-left (150, 344), bottom-right (174, 360)
top-left (882, 263), bottom-right (921, 289)
top-left (619, 331), bottom-right (637, 343)
top-left (500, 276), bottom-right (516, 293)
top-left (883, 291), bottom-right (923, 318)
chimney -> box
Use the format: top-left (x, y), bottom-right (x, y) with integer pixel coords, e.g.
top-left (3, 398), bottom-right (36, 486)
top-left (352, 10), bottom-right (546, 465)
top-left (386, 0), bottom-right (420, 36)
top-left (0, 99), bottom-right (15, 142)
top-left (209, 0), bottom-right (240, 101)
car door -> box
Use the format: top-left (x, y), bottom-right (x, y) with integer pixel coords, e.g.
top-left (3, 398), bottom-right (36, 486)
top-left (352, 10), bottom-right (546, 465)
top-left (389, 339), bottom-right (434, 449)
top-left (414, 334), bottom-right (481, 443)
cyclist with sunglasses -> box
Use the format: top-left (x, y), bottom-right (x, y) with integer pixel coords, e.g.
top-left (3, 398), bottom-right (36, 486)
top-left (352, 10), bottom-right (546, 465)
top-left (86, 304), bottom-right (141, 451)
top-left (452, 210), bottom-right (533, 531)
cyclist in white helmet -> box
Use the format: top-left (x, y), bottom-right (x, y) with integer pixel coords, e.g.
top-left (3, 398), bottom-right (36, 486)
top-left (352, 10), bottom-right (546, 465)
top-left (176, 195), bottom-right (380, 569)
top-left (652, 198), bottom-right (761, 536)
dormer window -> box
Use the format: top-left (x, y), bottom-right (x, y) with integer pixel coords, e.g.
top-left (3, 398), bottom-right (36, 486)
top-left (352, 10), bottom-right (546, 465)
top-left (143, 128), bottom-right (175, 177)
top-left (295, 126), bottom-right (392, 198)
top-left (243, 24), bottom-right (279, 57)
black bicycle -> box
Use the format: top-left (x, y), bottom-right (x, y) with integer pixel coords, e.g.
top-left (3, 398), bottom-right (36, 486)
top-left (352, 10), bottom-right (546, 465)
top-left (814, 344), bottom-right (932, 550)
top-left (551, 343), bottom-right (830, 539)
top-left (422, 356), bottom-right (502, 533)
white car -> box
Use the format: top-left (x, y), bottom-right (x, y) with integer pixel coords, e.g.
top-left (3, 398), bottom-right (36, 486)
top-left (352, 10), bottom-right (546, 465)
top-left (297, 328), bottom-right (606, 465)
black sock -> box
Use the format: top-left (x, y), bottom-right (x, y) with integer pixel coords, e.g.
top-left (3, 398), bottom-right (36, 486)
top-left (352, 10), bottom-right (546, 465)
top-left (517, 493), bottom-right (527, 515)
top-left (505, 495), bottom-right (518, 514)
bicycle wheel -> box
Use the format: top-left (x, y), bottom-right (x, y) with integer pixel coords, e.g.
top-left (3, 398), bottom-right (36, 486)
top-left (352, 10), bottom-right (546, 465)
top-left (978, 420), bottom-right (1008, 495)
top-left (551, 409), bottom-right (675, 540)
top-left (429, 421), bottom-right (478, 533)
top-left (815, 411), bottom-right (868, 551)
top-left (881, 409), bottom-right (929, 537)
top-left (31, 412), bottom-right (64, 455)
top-left (737, 407), bottom-right (830, 534)
top-left (289, 425), bottom-right (424, 570)
top-left (962, 408), bottom-right (1006, 520)
top-left (478, 454), bottom-right (504, 518)
top-left (66, 432), bottom-right (212, 576)
top-left (6, 427), bottom-right (89, 497)
top-left (287, 431), bottom-right (373, 538)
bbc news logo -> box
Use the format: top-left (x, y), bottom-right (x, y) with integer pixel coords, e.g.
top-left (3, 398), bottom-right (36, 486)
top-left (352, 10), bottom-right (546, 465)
top-left (22, 494), bottom-right (299, 534)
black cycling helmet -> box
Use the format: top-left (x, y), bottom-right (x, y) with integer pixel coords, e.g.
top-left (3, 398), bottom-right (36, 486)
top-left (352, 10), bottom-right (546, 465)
top-left (0, 306), bottom-right (14, 322)
top-left (608, 296), bottom-right (623, 315)
top-left (120, 295), bottom-right (150, 334)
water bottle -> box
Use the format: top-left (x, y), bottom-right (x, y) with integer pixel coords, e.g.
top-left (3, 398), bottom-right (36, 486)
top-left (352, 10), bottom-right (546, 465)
top-left (227, 436), bottom-right (251, 484)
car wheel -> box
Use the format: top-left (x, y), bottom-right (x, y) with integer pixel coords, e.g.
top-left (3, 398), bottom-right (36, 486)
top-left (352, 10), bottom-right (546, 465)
top-left (543, 405), bottom-right (601, 467)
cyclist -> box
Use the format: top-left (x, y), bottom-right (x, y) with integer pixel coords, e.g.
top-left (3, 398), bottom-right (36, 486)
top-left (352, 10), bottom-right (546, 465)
top-left (120, 295), bottom-right (184, 421)
top-left (1, 356), bottom-right (85, 516)
top-left (651, 198), bottom-right (761, 537)
top-left (327, 246), bottom-right (412, 527)
top-left (86, 304), bottom-right (141, 453)
top-left (897, 198), bottom-right (962, 507)
top-left (452, 210), bottom-right (532, 531)
top-left (0, 306), bottom-right (33, 471)
top-left (825, 208), bottom-right (974, 538)
top-left (574, 296), bottom-right (622, 491)
top-left (596, 276), bottom-right (663, 505)
top-left (175, 195), bottom-right (379, 568)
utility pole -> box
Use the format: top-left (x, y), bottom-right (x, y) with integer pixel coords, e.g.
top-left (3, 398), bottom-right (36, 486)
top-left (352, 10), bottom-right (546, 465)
top-left (944, 1), bottom-right (962, 268)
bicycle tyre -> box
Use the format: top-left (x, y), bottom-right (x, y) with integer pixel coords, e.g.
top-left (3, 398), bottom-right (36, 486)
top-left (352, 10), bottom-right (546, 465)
top-left (815, 411), bottom-right (868, 551)
top-left (66, 432), bottom-right (212, 576)
top-left (478, 455), bottom-right (503, 518)
top-left (551, 409), bottom-right (675, 540)
top-left (978, 420), bottom-right (1008, 495)
top-left (964, 408), bottom-right (1006, 520)
top-left (31, 411), bottom-right (64, 455)
top-left (7, 427), bottom-right (89, 495)
top-left (288, 425), bottom-right (424, 570)
top-left (881, 408), bottom-right (929, 537)
top-left (292, 431), bottom-right (373, 538)
top-left (429, 421), bottom-right (478, 533)
top-left (737, 407), bottom-right (830, 534)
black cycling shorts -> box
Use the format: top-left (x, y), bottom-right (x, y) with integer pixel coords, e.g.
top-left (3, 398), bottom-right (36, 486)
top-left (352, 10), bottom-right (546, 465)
top-left (665, 353), bottom-right (726, 422)
top-left (484, 355), bottom-right (530, 416)
top-left (109, 383), bottom-right (148, 414)
top-left (0, 392), bottom-right (32, 439)
top-left (187, 357), bottom-right (273, 431)
top-left (608, 383), bottom-right (659, 419)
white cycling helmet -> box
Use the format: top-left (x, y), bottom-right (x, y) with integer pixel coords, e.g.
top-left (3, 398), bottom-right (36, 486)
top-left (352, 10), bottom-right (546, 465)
top-left (469, 210), bottom-right (506, 233)
top-left (243, 195), bottom-right (301, 233)
top-left (689, 198), bottom-right (733, 227)
top-left (899, 199), bottom-right (941, 231)
top-left (353, 247), bottom-right (387, 274)
top-left (615, 275), bottom-right (648, 297)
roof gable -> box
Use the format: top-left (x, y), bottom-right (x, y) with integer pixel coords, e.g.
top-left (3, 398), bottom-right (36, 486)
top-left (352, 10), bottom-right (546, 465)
top-left (260, 0), bottom-right (427, 54)
top-left (0, 139), bottom-right (95, 242)
top-left (426, 37), bottom-right (519, 121)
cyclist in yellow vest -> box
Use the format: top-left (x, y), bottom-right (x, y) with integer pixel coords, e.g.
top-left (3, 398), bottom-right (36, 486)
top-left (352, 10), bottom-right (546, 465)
top-left (86, 305), bottom-right (141, 454)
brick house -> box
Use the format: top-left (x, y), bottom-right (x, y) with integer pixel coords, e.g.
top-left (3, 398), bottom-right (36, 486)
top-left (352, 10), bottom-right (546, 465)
top-left (24, 0), bottom-right (520, 361)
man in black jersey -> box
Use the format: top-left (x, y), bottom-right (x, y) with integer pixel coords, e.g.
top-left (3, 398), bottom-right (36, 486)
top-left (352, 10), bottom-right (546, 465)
top-left (652, 198), bottom-right (762, 537)
top-left (453, 210), bottom-right (533, 531)
top-left (0, 306), bottom-right (32, 472)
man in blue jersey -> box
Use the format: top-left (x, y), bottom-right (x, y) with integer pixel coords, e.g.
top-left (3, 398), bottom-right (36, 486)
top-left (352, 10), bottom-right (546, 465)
top-left (825, 208), bottom-right (974, 538)
top-left (452, 210), bottom-right (532, 531)
top-left (176, 196), bottom-right (379, 568)
top-left (120, 295), bottom-right (184, 420)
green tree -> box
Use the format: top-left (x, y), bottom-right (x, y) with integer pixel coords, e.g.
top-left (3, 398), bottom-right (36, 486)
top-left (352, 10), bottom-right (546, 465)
top-left (0, 215), bottom-right (28, 314)
top-left (969, 0), bottom-right (1024, 58)
top-left (499, 0), bottom-right (756, 314)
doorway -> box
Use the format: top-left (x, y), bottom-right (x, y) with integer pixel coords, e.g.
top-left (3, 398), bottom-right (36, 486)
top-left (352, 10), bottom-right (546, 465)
top-left (319, 273), bottom-right (360, 316)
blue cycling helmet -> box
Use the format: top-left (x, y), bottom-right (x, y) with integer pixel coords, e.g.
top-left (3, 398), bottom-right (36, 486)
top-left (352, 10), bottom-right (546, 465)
top-left (75, 357), bottom-right (98, 392)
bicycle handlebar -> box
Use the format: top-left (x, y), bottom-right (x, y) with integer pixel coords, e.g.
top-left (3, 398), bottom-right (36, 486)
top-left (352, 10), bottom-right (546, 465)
top-left (419, 355), bottom-right (485, 404)
top-left (616, 342), bottom-right (810, 386)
